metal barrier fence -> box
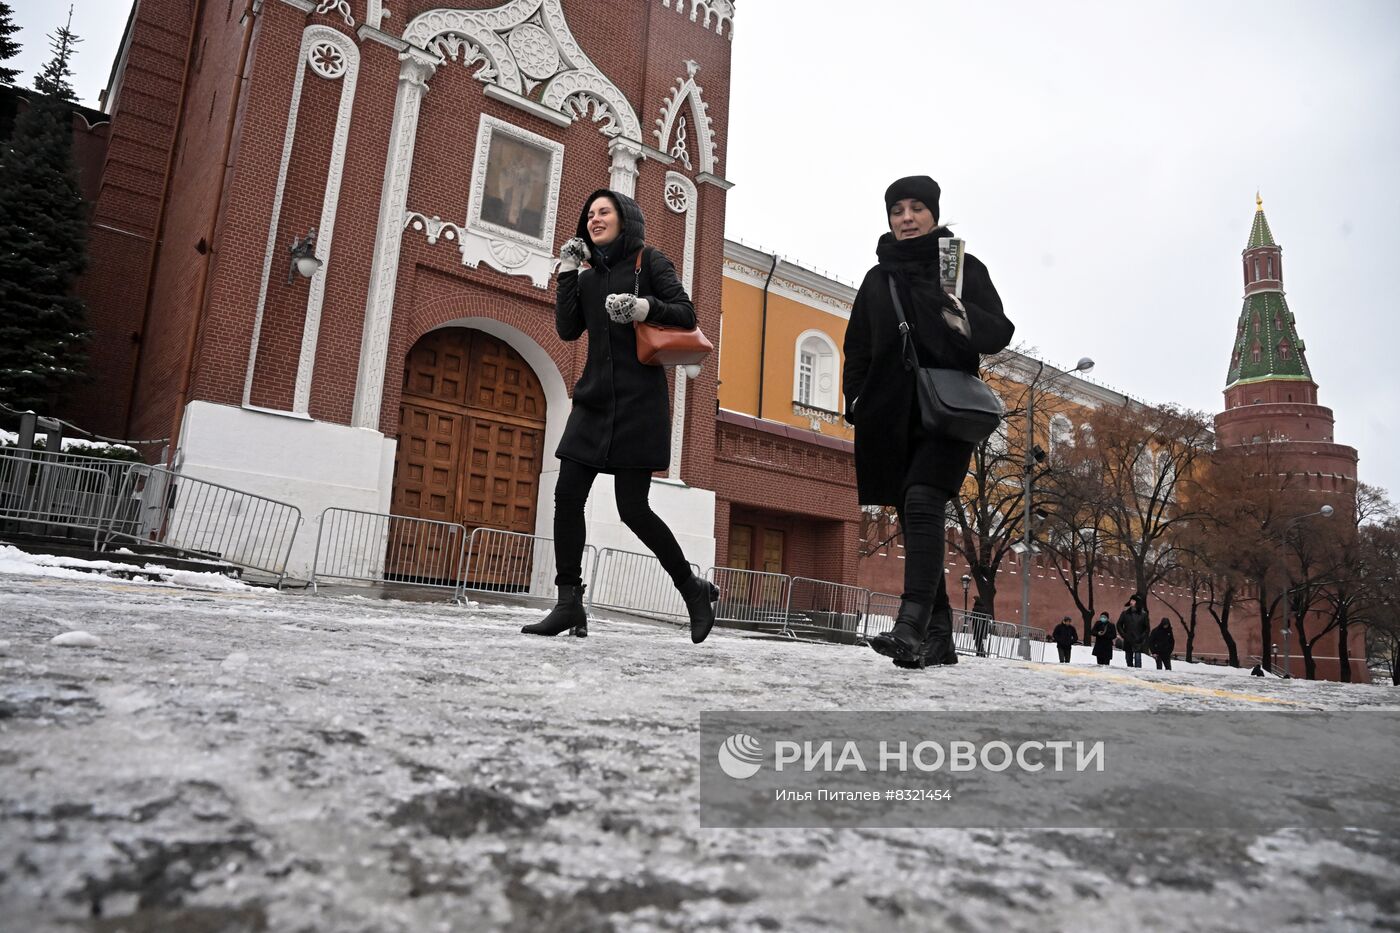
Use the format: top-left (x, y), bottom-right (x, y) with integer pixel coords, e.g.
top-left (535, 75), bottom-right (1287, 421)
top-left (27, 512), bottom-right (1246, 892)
top-left (458, 526), bottom-right (596, 602)
top-left (312, 508), bottom-right (467, 593)
top-left (0, 450), bottom-right (114, 544)
top-left (104, 464), bottom-right (302, 584)
top-left (864, 592), bottom-right (901, 641)
top-left (708, 566), bottom-right (793, 634)
top-left (785, 576), bottom-right (868, 643)
top-left (588, 547), bottom-right (699, 623)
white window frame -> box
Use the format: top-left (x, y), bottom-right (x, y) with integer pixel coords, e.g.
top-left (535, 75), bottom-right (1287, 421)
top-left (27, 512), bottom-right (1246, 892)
top-left (792, 330), bottom-right (840, 412)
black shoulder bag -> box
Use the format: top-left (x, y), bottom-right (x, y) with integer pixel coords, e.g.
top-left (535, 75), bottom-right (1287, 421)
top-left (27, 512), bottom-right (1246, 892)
top-left (887, 276), bottom-right (1004, 443)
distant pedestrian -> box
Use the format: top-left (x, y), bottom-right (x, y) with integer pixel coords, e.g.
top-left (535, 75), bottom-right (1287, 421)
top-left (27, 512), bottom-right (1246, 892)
top-left (1090, 612), bottom-right (1115, 666)
top-left (1148, 618), bottom-right (1175, 670)
top-left (1052, 615), bottom-right (1078, 664)
top-left (1117, 593), bottom-right (1150, 668)
top-left (969, 596), bottom-right (991, 657)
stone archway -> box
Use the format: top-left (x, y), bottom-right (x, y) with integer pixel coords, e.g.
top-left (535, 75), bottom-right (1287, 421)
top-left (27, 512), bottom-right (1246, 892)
top-left (391, 327), bottom-right (547, 553)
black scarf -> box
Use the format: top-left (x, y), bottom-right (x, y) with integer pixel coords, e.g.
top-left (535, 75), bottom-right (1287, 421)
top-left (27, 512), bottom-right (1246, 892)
top-left (876, 227), bottom-right (955, 333)
top-left (589, 237), bottom-right (630, 273)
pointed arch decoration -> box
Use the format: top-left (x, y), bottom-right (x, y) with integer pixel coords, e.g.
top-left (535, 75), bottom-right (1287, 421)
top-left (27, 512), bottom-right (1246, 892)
top-left (653, 60), bottom-right (719, 175)
top-left (400, 1), bottom-right (641, 141)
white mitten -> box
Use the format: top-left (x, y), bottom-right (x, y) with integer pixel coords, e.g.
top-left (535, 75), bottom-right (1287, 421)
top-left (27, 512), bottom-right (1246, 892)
top-left (557, 237), bottom-right (590, 273)
top-left (604, 294), bottom-right (650, 323)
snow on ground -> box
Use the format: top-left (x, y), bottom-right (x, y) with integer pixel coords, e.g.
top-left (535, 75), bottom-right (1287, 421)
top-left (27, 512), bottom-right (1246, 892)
top-left (0, 567), bottom-right (1397, 932)
top-left (0, 545), bottom-right (254, 592)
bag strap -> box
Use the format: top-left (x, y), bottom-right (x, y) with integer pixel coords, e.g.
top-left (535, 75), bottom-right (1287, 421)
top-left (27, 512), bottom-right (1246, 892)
top-left (886, 276), bottom-right (917, 372)
top-left (633, 246), bottom-right (645, 297)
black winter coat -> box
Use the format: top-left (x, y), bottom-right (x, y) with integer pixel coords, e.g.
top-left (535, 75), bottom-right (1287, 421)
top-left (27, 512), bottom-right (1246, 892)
top-left (1052, 621), bottom-right (1078, 647)
top-left (555, 190), bottom-right (696, 472)
top-left (1117, 608), bottom-right (1150, 650)
top-left (843, 228), bottom-right (1015, 505)
top-left (1090, 618), bottom-right (1115, 661)
top-left (1148, 622), bottom-right (1175, 657)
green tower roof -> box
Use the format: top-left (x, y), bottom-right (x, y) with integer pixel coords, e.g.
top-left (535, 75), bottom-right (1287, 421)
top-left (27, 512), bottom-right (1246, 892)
top-left (1225, 290), bottom-right (1312, 387)
top-left (1247, 192), bottom-right (1275, 248)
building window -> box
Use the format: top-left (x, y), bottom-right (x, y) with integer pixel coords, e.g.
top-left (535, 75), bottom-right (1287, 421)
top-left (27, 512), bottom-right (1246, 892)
top-left (1251, 342), bottom-right (1262, 363)
top-left (1278, 340), bottom-right (1291, 359)
top-left (792, 330), bottom-right (840, 412)
top-left (797, 352), bottom-right (815, 405)
top-left (1048, 414), bottom-right (1074, 458)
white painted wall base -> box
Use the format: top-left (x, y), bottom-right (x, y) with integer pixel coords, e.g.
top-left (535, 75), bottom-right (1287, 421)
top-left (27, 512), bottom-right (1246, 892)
top-left (177, 401), bottom-right (397, 581)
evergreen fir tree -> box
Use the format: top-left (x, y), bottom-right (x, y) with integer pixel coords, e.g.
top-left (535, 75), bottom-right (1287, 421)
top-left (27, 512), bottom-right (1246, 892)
top-left (0, 2), bottom-right (20, 86)
top-left (0, 14), bottom-right (89, 411)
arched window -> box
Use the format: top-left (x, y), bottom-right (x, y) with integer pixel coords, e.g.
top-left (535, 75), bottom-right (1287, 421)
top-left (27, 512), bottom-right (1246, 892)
top-left (1278, 340), bottom-right (1291, 359)
top-left (1250, 341), bottom-right (1262, 363)
top-left (793, 330), bottom-right (840, 411)
top-left (1048, 414), bottom-right (1074, 458)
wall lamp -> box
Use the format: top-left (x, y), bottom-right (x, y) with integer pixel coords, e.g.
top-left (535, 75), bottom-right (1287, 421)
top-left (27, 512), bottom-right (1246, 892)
top-left (288, 227), bottom-right (323, 283)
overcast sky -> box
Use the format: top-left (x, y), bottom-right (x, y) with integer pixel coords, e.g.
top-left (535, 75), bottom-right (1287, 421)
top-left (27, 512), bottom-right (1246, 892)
top-left (9, 0), bottom-right (1400, 503)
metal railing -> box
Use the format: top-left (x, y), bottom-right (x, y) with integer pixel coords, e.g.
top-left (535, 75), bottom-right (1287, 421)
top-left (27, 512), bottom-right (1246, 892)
top-left (459, 526), bottom-right (596, 602)
top-left (709, 567), bottom-right (794, 634)
top-left (311, 508), bottom-right (467, 593)
top-left (104, 464), bottom-right (302, 584)
top-left (864, 592), bottom-right (901, 641)
top-left (0, 450), bottom-right (114, 543)
top-left (588, 547), bottom-right (699, 623)
top-left (784, 576), bottom-right (868, 643)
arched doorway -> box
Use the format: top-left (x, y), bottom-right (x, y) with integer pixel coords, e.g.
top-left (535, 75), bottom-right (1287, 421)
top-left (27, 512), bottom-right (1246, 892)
top-left (392, 328), bottom-right (547, 564)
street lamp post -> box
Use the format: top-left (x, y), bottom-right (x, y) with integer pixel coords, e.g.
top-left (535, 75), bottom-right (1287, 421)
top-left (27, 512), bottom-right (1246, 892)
top-left (1020, 357), bottom-right (1094, 630)
top-left (960, 573), bottom-right (971, 613)
top-left (1278, 504), bottom-right (1334, 678)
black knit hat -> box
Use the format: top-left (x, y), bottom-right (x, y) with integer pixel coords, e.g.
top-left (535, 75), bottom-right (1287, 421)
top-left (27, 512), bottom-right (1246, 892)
top-left (884, 175), bottom-right (941, 220)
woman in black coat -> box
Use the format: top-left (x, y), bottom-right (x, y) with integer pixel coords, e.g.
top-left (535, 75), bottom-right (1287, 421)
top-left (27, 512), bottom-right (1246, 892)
top-left (1090, 612), bottom-right (1115, 666)
top-left (522, 190), bottom-right (719, 643)
top-left (1148, 618), bottom-right (1175, 670)
top-left (844, 176), bottom-right (1015, 667)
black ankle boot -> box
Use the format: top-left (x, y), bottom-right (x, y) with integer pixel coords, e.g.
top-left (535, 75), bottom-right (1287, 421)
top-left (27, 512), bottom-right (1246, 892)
top-left (870, 600), bottom-right (931, 665)
top-left (522, 584), bottom-right (588, 637)
top-left (896, 604), bottom-right (958, 668)
top-left (679, 574), bottom-right (720, 644)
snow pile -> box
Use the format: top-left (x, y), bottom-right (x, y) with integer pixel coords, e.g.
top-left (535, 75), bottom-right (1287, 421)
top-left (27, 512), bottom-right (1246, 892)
top-left (0, 545), bottom-right (255, 593)
top-left (0, 430), bottom-right (139, 457)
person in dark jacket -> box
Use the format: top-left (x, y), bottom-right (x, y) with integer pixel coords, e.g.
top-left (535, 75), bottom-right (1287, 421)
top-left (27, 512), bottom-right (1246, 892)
top-left (1090, 612), bottom-right (1115, 665)
top-left (1116, 593), bottom-right (1150, 668)
top-left (522, 190), bottom-right (719, 643)
top-left (1052, 615), bottom-right (1078, 663)
top-left (1148, 618), bottom-right (1175, 670)
top-left (844, 176), bottom-right (1015, 668)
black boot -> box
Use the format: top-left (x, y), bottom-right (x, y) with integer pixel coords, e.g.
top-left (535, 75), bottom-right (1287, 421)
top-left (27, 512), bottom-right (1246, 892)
top-left (522, 584), bottom-right (588, 637)
top-left (892, 604), bottom-right (959, 669)
top-left (680, 574), bottom-right (720, 644)
top-left (870, 600), bottom-right (931, 665)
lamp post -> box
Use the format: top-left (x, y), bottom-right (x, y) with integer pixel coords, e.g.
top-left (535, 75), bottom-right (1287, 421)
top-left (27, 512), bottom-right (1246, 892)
top-left (960, 573), bottom-right (971, 613)
top-left (1279, 504), bottom-right (1334, 678)
top-left (1020, 356), bottom-right (1094, 630)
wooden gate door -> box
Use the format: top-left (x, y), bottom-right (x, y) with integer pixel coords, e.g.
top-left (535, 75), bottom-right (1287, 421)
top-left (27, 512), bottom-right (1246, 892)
top-left (392, 329), bottom-right (546, 584)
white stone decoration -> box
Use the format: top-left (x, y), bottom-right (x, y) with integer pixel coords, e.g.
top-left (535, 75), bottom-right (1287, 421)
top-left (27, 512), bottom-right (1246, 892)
top-left (660, 0), bottom-right (735, 39)
top-left (608, 137), bottom-right (642, 198)
top-left (458, 114), bottom-right (565, 288)
top-left (307, 40), bottom-right (347, 79)
top-left (663, 170), bottom-right (698, 480)
top-left (653, 60), bottom-right (719, 175)
top-left (244, 26), bottom-right (360, 417)
top-left (351, 47), bottom-right (438, 431)
top-left (403, 212), bottom-right (463, 245)
top-left (315, 0), bottom-right (354, 27)
top-left (401, 2), bottom-right (641, 142)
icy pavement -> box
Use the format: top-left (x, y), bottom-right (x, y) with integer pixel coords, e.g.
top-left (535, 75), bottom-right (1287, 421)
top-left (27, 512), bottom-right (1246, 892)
top-left (1, 569), bottom-right (1398, 933)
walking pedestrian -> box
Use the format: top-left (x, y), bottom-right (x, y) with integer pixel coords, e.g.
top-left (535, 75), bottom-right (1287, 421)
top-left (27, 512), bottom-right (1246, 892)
top-left (1148, 618), bottom-right (1175, 670)
top-left (1052, 614), bottom-right (1078, 663)
top-left (843, 175), bottom-right (1015, 669)
top-left (1090, 612), bottom-right (1115, 666)
top-left (1117, 593), bottom-right (1150, 668)
top-left (523, 190), bottom-right (719, 642)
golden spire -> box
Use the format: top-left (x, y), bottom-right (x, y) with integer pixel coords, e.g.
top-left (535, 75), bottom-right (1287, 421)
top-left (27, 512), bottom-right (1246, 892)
top-left (1256, 190), bottom-right (1263, 212)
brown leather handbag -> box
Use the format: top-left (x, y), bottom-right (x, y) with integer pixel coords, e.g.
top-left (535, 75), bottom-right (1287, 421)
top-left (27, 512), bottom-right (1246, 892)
top-left (631, 248), bottom-right (713, 367)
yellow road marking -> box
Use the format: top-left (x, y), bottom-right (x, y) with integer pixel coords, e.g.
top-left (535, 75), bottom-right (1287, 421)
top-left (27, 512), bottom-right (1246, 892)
top-left (21, 577), bottom-right (266, 599)
top-left (1046, 664), bottom-right (1304, 706)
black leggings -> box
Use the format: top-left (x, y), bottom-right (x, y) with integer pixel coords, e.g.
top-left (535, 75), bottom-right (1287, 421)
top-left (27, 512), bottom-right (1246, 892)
top-left (897, 483), bottom-right (951, 606)
top-left (553, 459), bottom-right (691, 586)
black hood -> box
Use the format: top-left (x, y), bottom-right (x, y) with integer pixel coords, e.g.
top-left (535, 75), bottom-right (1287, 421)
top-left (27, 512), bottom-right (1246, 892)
top-left (576, 189), bottom-right (646, 262)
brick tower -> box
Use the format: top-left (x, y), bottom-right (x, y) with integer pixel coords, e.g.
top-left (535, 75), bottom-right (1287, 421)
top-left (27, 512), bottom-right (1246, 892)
top-left (1214, 195), bottom-right (1358, 498)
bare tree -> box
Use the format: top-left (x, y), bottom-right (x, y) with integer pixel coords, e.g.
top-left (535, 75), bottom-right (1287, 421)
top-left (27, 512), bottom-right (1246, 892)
top-left (1320, 484), bottom-right (1393, 682)
top-left (1358, 516), bottom-right (1400, 686)
top-left (1039, 437), bottom-right (1114, 642)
